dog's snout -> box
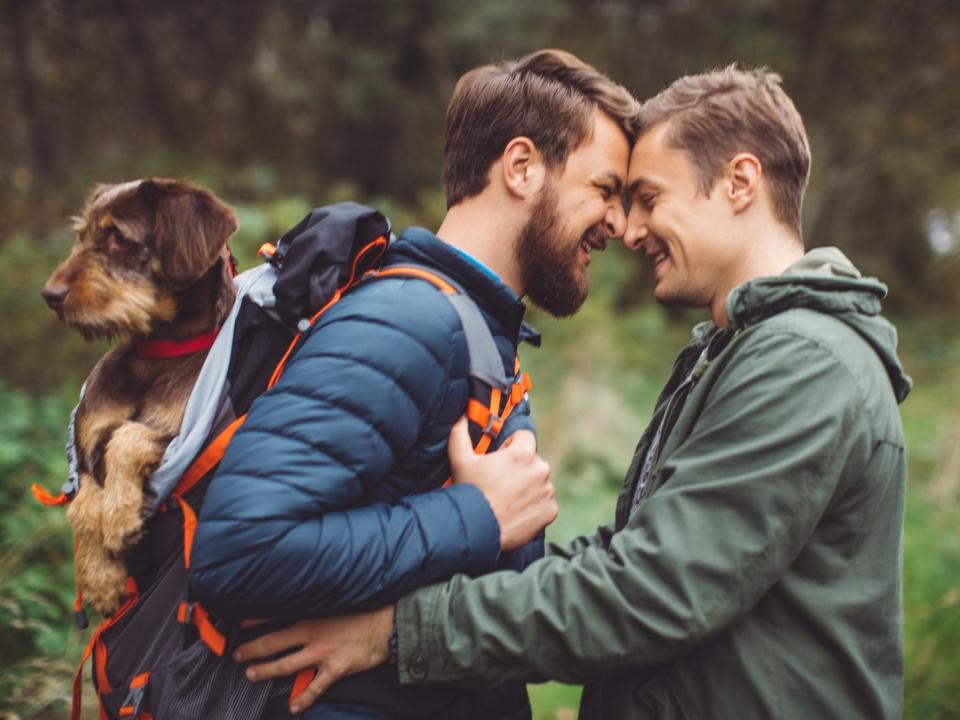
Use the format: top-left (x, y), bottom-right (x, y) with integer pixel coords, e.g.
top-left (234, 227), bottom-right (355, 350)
top-left (42, 282), bottom-right (69, 310)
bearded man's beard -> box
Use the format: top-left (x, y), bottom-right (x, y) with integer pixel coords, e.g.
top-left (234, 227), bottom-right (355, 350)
top-left (517, 183), bottom-right (600, 317)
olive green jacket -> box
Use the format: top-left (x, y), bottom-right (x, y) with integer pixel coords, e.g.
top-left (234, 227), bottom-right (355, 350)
top-left (395, 248), bottom-right (912, 719)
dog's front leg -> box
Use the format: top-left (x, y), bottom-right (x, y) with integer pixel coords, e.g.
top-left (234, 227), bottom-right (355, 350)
top-left (67, 472), bottom-right (130, 615)
top-left (100, 421), bottom-right (168, 554)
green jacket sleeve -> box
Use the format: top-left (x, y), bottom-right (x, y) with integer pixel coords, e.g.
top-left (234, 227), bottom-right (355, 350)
top-left (396, 330), bottom-right (873, 686)
top-left (545, 523), bottom-right (616, 560)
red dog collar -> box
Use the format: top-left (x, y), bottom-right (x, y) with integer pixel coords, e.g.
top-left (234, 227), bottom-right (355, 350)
top-left (136, 328), bottom-right (219, 359)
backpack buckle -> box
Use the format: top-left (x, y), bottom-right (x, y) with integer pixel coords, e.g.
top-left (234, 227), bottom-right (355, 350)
top-left (483, 413), bottom-right (504, 438)
top-left (119, 672), bottom-right (150, 718)
top-left (177, 600), bottom-right (195, 624)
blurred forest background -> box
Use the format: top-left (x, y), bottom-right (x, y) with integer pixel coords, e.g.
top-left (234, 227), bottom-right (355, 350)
top-left (1, 0), bottom-right (958, 717)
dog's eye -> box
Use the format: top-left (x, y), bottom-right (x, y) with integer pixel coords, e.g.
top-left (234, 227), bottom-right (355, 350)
top-left (108, 231), bottom-right (131, 250)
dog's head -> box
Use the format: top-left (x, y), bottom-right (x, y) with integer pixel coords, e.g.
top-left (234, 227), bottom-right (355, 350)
top-left (42, 179), bottom-right (238, 341)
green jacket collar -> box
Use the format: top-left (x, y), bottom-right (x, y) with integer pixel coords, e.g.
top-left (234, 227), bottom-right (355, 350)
top-left (722, 246), bottom-right (912, 402)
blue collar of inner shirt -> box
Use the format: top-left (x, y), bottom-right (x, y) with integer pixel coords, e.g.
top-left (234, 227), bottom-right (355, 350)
top-left (446, 243), bottom-right (502, 283)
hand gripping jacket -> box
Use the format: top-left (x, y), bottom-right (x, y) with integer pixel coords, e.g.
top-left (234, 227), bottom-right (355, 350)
top-left (33, 204), bottom-right (533, 720)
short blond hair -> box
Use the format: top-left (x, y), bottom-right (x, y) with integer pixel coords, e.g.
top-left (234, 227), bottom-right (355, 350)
top-left (635, 65), bottom-right (811, 236)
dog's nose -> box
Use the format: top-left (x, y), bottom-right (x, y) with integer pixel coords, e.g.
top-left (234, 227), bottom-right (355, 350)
top-left (42, 282), bottom-right (69, 310)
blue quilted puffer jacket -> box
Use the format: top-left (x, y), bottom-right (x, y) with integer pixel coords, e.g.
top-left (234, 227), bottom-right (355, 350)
top-left (190, 227), bottom-right (541, 719)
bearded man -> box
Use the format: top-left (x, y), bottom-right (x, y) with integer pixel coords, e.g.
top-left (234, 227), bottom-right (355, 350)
top-left (235, 66), bottom-right (911, 719)
top-left (189, 49), bottom-right (637, 719)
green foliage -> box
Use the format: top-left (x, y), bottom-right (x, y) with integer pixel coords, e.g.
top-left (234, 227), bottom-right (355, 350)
top-left (902, 493), bottom-right (960, 719)
top-left (0, 234), bottom-right (107, 392)
top-left (0, 382), bottom-right (84, 716)
top-left (1, 2), bottom-right (959, 714)
top-left (3, 0), bottom-right (960, 305)
top-left (897, 324), bottom-right (960, 719)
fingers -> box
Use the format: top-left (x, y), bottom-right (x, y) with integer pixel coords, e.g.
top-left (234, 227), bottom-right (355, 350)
top-left (245, 645), bottom-right (319, 682)
top-left (240, 618), bottom-right (270, 629)
top-left (446, 416), bottom-right (473, 471)
top-left (545, 475), bottom-right (559, 524)
top-left (497, 452), bottom-right (556, 550)
top-left (290, 666), bottom-right (342, 714)
top-left (234, 623), bottom-right (308, 663)
top-left (537, 456), bottom-right (552, 487)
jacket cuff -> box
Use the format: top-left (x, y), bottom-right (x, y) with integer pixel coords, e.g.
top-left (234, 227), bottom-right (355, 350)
top-left (396, 583), bottom-right (447, 685)
top-left (441, 483), bottom-right (501, 576)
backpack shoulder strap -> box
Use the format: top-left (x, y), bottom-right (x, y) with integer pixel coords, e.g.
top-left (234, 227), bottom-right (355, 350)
top-left (364, 263), bottom-right (532, 459)
top-left (369, 265), bottom-right (509, 390)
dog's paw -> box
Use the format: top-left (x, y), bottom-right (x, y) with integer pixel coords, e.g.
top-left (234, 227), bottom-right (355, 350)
top-left (75, 544), bottom-right (130, 616)
top-left (65, 474), bottom-right (104, 537)
top-left (102, 510), bottom-right (145, 554)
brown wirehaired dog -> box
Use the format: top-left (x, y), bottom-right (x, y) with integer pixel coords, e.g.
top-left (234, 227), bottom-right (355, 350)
top-left (42, 179), bottom-right (238, 615)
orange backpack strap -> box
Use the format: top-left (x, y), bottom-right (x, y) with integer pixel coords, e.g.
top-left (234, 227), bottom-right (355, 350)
top-left (31, 482), bottom-right (69, 506)
top-left (365, 266), bottom-right (533, 477)
top-left (71, 627), bottom-right (98, 720)
top-left (176, 600), bottom-right (227, 657)
top-left (173, 488), bottom-right (227, 655)
top-left (291, 668), bottom-right (315, 704)
top-left (465, 366), bottom-right (533, 455)
top-left (161, 415), bottom-right (248, 659)
top-left (72, 577), bottom-right (140, 720)
top-left (172, 413), bottom-right (248, 500)
top-left (371, 265), bottom-right (458, 293)
top-left (444, 360), bottom-right (533, 486)
top-left (172, 450), bottom-right (231, 657)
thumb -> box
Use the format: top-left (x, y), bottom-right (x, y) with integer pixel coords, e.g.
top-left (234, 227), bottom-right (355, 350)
top-left (505, 429), bottom-right (537, 454)
top-left (447, 416), bottom-right (475, 472)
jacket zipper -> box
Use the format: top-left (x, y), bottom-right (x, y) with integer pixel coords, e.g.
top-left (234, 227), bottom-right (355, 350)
top-left (635, 330), bottom-right (731, 504)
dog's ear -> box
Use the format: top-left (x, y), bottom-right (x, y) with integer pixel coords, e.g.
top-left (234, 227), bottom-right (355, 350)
top-left (140, 179), bottom-right (238, 288)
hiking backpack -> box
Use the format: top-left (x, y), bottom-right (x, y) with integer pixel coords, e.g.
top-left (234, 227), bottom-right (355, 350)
top-left (33, 202), bottom-right (533, 720)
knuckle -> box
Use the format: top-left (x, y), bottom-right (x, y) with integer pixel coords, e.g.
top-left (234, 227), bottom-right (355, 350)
top-left (312, 671), bottom-right (333, 695)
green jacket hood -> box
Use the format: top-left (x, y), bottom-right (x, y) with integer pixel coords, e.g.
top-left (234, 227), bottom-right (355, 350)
top-left (726, 247), bottom-right (913, 403)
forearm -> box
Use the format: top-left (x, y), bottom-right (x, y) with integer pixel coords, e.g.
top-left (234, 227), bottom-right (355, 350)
top-left (192, 483), bottom-right (500, 618)
top-left (396, 512), bottom-right (747, 687)
top-left (545, 523), bottom-right (615, 560)
top-left (396, 495), bottom-right (812, 687)
top-left (395, 333), bottom-right (869, 686)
